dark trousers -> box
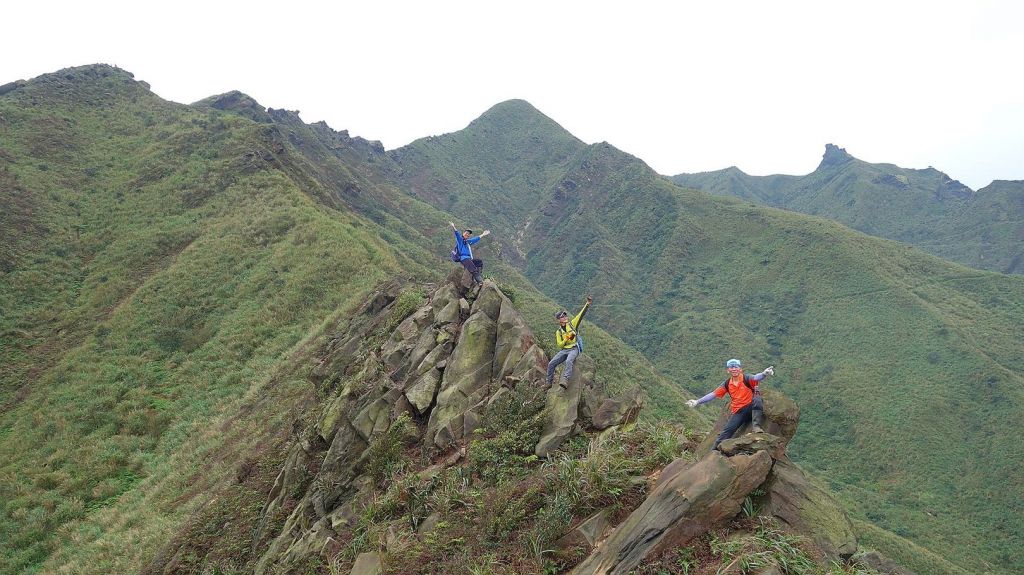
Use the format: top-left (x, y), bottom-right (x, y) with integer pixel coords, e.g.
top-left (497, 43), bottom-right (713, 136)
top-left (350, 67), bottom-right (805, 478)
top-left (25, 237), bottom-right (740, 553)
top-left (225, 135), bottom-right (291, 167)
top-left (714, 395), bottom-right (764, 448)
top-left (461, 258), bottom-right (483, 284)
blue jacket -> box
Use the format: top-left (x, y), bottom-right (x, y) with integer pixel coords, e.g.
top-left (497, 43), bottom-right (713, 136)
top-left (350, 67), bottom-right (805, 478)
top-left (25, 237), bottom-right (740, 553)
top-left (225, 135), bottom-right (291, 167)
top-left (453, 230), bottom-right (481, 261)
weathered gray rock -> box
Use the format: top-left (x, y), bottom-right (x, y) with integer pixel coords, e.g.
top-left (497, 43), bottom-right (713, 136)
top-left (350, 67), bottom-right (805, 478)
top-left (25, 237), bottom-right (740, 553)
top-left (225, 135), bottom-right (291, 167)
top-left (507, 343), bottom-right (547, 386)
top-left (536, 354), bottom-right (594, 457)
top-left (471, 280), bottom-right (505, 320)
top-left (417, 511), bottom-right (442, 536)
top-left (492, 297), bottom-right (536, 379)
top-left (570, 450), bottom-right (773, 575)
top-left (435, 298), bottom-right (461, 325)
top-left (414, 339), bottom-right (452, 376)
top-left (553, 509), bottom-right (611, 558)
top-left (717, 432), bottom-right (782, 457)
top-left (405, 368), bottom-right (442, 415)
top-left (429, 284), bottom-right (459, 317)
top-left (352, 398), bottom-right (390, 441)
top-left (426, 310), bottom-right (497, 448)
top-left (763, 457), bottom-right (857, 560)
top-left (448, 266), bottom-right (476, 295)
top-left (591, 387), bottom-right (643, 430)
top-left (350, 551), bottom-right (382, 575)
top-left (406, 326), bottom-right (442, 377)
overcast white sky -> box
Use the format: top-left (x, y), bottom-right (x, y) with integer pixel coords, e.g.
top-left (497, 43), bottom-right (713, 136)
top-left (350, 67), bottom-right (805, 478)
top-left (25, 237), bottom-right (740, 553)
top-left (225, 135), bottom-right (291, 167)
top-left (4, 1), bottom-right (1022, 189)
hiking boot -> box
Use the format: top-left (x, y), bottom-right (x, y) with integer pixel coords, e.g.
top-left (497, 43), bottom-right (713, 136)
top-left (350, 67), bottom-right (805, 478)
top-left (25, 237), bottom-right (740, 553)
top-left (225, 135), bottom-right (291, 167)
top-left (558, 381), bottom-right (568, 390)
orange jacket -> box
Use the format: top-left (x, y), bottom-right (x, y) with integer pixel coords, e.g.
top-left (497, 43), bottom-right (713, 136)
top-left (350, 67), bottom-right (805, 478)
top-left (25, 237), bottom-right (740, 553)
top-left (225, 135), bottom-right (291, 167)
top-left (714, 373), bottom-right (759, 413)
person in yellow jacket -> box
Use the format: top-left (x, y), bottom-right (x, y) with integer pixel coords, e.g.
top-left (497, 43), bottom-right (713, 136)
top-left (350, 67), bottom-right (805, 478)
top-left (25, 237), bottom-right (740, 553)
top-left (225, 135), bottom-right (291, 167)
top-left (546, 295), bottom-right (593, 389)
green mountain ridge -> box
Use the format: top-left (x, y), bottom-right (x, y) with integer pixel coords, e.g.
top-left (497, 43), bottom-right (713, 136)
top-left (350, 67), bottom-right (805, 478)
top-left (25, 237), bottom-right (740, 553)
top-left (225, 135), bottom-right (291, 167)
top-left (671, 144), bottom-right (1024, 274)
top-left (0, 65), bottom-right (700, 574)
top-left (0, 66), bottom-right (1020, 574)
top-left (391, 101), bottom-right (1024, 573)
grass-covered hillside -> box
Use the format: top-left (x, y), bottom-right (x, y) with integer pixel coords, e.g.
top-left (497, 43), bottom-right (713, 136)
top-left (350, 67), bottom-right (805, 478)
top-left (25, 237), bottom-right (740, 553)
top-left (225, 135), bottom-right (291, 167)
top-left (671, 144), bottom-right (1024, 275)
top-left (0, 66), bottom-right (699, 574)
top-left (392, 101), bottom-right (1024, 574)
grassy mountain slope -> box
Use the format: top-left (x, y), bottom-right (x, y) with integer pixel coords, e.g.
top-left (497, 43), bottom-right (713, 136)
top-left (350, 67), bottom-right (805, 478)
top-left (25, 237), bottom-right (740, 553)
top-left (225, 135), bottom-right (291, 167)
top-left (671, 144), bottom-right (1024, 274)
top-left (392, 102), bottom-right (1024, 573)
top-left (0, 67), bottom-right (701, 574)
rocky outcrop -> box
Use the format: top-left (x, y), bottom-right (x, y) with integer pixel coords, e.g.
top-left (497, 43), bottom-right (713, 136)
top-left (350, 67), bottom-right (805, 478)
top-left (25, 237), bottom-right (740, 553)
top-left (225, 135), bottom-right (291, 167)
top-left (251, 273), bottom-right (601, 574)
top-left (569, 387), bottom-right (876, 574)
top-left (215, 273), bottom-right (885, 575)
top-left (762, 457), bottom-right (857, 559)
top-left (571, 450), bottom-right (774, 574)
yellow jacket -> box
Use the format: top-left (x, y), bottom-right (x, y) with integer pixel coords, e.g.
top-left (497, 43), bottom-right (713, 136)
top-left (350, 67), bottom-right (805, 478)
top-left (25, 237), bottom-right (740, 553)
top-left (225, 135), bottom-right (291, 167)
top-left (555, 301), bottom-right (591, 349)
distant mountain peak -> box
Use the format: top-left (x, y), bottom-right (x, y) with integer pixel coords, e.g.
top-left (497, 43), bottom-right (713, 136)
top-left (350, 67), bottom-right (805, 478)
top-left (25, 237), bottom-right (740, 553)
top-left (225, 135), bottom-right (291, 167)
top-left (819, 143), bottom-right (854, 168)
top-left (467, 99), bottom-right (579, 141)
top-left (193, 90), bottom-right (271, 123)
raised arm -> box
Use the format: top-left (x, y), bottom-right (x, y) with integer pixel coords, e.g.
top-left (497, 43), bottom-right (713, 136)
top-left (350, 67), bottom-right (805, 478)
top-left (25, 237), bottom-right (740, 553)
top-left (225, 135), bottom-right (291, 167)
top-left (570, 296), bottom-right (593, 328)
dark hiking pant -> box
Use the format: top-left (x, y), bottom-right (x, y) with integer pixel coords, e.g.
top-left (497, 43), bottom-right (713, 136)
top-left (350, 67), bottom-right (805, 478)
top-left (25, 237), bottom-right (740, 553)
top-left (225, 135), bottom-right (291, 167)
top-left (713, 394), bottom-right (764, 448)
top-left (461, 258), bottom-right (483, 284)
top-left (546, 347), bottom-right (579, 386)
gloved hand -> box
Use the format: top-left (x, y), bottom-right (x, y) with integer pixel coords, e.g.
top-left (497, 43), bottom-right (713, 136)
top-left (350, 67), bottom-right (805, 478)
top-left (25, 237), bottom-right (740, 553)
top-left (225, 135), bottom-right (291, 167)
top-left (481, 229), bottom-right (491, 237)
top-left (686, 399), bottom-right (698, 408)
top-left (565, 332), bottom-right (575, 340)
top-left (764, 366), bottom-right (774, 376)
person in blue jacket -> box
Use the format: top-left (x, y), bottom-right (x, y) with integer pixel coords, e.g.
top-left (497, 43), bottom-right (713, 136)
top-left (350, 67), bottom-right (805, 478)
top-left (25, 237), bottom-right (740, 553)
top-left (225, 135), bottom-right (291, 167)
top-left (450, 221), bottom-right (491, 284)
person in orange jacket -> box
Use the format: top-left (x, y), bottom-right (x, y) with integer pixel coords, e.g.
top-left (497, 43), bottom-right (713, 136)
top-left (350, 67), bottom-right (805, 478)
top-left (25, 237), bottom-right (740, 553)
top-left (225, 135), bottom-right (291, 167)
top-left (687, 359), bottom-right (774, 449)
top-left (545, 295), bottom-right (593, 389)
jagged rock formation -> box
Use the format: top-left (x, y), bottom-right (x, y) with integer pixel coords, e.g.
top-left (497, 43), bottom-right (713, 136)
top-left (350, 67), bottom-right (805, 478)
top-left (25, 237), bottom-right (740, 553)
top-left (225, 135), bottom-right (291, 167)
top-left (246, 272), bottom-right (632, 574)
top-left (571, 450), bottom-right (774, 574)
top-left (569, 389), bottom-right (863, 574)
top-left (144, 270), bottom-right (911, 575)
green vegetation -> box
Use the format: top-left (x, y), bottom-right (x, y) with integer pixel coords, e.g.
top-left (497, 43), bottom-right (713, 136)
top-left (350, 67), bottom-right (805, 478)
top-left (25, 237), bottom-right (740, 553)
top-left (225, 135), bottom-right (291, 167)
top-left (0, 66), bottom-right (698, 573)
top-left (368, 390), bottom-right (691, 575)
top-left (671, 145), bottom-right (1024, 275)
top-left (395, 103), bottom-right (1024, 573)
top-left (2, 66), bottom-right (1019, 574)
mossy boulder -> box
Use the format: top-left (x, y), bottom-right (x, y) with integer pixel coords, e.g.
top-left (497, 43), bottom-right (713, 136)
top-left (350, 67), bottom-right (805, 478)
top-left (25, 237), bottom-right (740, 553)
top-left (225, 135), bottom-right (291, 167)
top-left (762, 457), bottom-right (858, 559)
top-left (426, 310), bottom-right (497, 448)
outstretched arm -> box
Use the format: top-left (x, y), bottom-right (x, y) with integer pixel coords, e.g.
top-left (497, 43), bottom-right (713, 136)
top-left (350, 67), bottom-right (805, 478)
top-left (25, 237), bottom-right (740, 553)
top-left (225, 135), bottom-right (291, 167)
top-left (750, 366), bottom-right (775, 382)
top-left (570, 296), bottom-right (593, 328)
top-left (686, 391), bottom-right (719, 408)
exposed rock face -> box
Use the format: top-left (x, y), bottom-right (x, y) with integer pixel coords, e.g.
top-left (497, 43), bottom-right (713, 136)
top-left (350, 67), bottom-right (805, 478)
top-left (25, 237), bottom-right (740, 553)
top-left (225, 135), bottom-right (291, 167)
top-left (590, 386), bottom-right (643, 430)
top-left (819, 143), bottom-right (854, 168)
top-left (571, 450), bottom-right (774, 574)
top-left (206, 274), bottom-right (881, 575)
top-left (569, 387), bottom-right (874, 574)
top-left (250, 276), bottom-right (595, 574)
top-left (536, 354), bottom-right (595, 457)
top-left (761, 457), bottom-right (858, 559)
